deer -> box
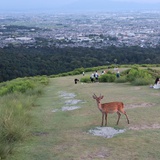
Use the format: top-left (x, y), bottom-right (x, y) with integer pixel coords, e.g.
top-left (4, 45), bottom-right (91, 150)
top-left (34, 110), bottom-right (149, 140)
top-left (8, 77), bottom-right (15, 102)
top-left (92, 94), bottom-right (129, 126)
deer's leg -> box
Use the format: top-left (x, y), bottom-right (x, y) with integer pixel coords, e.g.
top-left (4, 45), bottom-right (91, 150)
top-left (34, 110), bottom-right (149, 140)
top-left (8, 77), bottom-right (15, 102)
top-left (124, 112), bottom-right (130, 124)
top-left (116, 112), bottom-right (121, 125)
top-left (119, 109), bottom-right (130, 124)
top-left (101, 113), bottom-right (104, 127)
top-left (105, 113), bottom-right (108, 126)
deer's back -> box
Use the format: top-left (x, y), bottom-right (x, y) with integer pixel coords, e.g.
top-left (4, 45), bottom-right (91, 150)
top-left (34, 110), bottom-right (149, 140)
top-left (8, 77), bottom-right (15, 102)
top-left (101, 102), bottom-right (124, 113)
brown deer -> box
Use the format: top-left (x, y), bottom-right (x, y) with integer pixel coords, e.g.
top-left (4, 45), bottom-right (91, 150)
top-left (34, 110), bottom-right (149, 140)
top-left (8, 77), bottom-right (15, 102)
top-left (92, 94), bottom-right (129, 126)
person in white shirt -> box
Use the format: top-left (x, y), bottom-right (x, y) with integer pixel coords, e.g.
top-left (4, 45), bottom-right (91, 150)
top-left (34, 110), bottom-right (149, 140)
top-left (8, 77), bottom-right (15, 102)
top-left (153, 77), bottom-right (160, 89)
top-left (95, 71), bottom-right (99, 82)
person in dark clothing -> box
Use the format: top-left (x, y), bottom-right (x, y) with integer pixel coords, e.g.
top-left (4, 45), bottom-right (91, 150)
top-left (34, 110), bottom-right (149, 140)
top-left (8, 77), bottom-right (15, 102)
top-left (154, 77), bottom-right (159, 84)
top-left (74, 78), bottom-right (79, 84)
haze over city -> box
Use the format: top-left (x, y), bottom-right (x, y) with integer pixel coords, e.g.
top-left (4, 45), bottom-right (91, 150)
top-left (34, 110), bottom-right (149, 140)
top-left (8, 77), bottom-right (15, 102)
top-left (1, 0), bottom-right (160, 12)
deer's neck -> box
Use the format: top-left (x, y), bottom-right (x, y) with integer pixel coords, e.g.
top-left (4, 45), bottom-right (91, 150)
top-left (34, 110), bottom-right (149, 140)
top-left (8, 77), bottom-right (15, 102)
top-left (97, 102), bottom-right (103, 112)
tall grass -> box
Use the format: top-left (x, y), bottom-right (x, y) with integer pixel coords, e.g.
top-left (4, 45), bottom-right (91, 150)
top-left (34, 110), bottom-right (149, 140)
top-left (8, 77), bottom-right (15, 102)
top-left (0, 76), bottom-right (49, 159)
top-left (0, 94), bottom-right (33, 158)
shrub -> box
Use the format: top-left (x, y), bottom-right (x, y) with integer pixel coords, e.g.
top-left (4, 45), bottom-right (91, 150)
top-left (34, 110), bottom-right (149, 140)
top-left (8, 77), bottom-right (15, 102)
top-left (72, 70), bottom-right (81, 75)
top-left (131, 77), bottom-right (153, 86)
top-left (126, 68), bottom-right (152, 82)
top-left (80, 76), bottom-right (91, 83)
top-left (0, 77), bottom-right (49, 96)
top-left (99, 73), bottom-right (116, 82)
top-left (147, 68), bottom-right (160, 79)
top-left (115, 76), bottom-right (128, 83)
top-left (73, 67), bottom-right (84, 74)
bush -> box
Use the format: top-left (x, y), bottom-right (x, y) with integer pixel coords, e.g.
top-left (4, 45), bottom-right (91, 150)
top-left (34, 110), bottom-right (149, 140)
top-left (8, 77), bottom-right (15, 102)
top-left (147, 68), bottom-right (160, 79)
top-left (99, 73), bottom-right (116, 82)
top-left (0, 77), bottom-right (49, 96)
top-left (115, 76), bottom-right (128, 83)
top-left (80, 76), bottom-right (91, 83)
top-left (0, 81), bottom-right (34, 96)
top-left (126, 68), bottom-right (152, 82)
top-left (131, 77), bottom-right (153, 86)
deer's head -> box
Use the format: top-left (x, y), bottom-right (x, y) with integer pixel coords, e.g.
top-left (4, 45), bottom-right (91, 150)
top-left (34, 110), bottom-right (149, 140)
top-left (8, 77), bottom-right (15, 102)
top-left (92, 94), bottom-right (104, 103)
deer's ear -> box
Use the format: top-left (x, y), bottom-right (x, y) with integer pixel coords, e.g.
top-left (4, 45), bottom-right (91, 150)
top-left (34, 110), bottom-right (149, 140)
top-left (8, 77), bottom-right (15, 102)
top-left (93, 93), bottom-right (97, 99)
top-left (101, 96), bottom-right (104, 99)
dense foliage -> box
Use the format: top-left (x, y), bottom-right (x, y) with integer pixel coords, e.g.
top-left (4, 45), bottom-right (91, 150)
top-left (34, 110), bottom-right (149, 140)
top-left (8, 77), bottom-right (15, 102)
top-left (0, 45), bottom-right (160, 82)
top-left (0, 76), bottom-right (49, 96)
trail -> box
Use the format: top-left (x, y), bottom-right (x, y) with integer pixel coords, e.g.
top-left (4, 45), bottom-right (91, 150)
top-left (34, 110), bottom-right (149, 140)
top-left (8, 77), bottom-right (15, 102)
top-left (7, 78), bottom-right (68, 160)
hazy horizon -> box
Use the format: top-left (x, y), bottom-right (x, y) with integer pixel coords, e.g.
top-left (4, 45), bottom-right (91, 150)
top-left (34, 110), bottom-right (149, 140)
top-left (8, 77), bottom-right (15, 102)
top-left (0, 0), bottom-right (160, 13)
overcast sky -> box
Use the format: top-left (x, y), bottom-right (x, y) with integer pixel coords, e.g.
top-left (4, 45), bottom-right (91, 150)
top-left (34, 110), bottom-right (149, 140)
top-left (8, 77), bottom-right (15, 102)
top-left (1, 0), bottom-right (160, 12)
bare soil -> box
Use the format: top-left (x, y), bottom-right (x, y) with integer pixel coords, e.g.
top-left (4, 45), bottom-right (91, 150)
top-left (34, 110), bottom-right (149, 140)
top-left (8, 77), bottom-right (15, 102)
top-left (88, 127), bottom-right (126, 138)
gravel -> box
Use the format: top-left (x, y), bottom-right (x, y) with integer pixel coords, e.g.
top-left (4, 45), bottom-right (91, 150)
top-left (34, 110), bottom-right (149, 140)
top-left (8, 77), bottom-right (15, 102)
top-left (88, 127), bottom-right (126, 138)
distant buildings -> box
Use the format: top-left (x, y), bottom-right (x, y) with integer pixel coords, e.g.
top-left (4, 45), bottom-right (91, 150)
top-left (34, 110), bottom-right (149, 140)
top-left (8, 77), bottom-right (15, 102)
top-left (0, 11), bottom-right (160, 48)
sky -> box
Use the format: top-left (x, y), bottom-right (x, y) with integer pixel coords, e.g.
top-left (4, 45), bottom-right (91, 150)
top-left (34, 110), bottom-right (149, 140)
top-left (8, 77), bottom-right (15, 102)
top-left (1, 0), bottom-right (160, 12)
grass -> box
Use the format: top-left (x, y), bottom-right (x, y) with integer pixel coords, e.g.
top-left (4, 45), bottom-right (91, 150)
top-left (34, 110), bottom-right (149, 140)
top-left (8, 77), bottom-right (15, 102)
top-left (4, 72), bottom-right (160, 160)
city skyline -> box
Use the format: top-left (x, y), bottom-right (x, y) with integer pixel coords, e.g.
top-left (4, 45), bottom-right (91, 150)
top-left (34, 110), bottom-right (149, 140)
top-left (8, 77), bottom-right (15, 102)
top-left (1, 0), bottom-right (160, 12)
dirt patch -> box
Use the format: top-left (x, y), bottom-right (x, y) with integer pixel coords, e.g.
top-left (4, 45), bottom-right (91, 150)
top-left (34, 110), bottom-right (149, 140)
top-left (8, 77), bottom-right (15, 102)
top-left (129, 123), bottom-right (160, 130)
top-left (61, 106), bottom-right (81, 111)
top-left (65, 99), bottom-right (82, 105)
top-left (88, 123), bottom-right (160, 138)
top-left (52, 91), bottom-right (84, 112)
top-left (88, 127), bottom-right (126, 138)
top-left (59, 91), bottom-right (76, 99)
top-left (125, 102), bottom-right (155, 109)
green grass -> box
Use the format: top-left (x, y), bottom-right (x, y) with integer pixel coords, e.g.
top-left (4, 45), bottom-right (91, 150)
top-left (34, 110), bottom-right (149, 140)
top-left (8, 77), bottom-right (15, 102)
top-left (4, 71), bottom-right (160, 160)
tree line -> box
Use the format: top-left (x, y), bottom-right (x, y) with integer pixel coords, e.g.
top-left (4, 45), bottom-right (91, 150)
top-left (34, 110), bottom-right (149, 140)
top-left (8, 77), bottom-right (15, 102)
top-left (0, 45), bottom-right (160, 82)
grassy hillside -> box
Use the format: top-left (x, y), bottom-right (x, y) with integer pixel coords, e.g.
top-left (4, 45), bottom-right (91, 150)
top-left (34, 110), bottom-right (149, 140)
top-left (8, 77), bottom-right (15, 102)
top-left (2, 68), bottom-right (160, 160)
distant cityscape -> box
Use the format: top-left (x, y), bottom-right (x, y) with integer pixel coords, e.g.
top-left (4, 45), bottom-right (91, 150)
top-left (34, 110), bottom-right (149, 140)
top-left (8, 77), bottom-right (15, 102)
top-left (0, 11), bottom-right (160, 49)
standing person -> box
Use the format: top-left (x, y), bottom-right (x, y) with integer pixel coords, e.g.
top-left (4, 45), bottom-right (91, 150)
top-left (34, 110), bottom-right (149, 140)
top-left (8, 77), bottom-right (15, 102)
top-left (90, 73), bottom-right (94, 83)
top-left (82, 71), bottom-right (85, 76)
top-left (95, 71), bottom-right (99, 82)
top-left (116, 70), bottom-right (120, 78)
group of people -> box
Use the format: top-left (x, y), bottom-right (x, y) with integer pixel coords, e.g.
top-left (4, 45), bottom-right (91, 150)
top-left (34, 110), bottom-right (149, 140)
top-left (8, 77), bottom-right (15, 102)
top-left (90, 69), bottom-right (120, 83)
top-left (90, 71), bottom-right (99, 82)
top-left (75, 69), bottom-right (120, 84)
